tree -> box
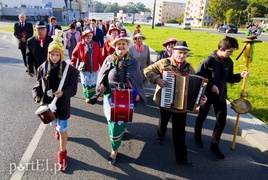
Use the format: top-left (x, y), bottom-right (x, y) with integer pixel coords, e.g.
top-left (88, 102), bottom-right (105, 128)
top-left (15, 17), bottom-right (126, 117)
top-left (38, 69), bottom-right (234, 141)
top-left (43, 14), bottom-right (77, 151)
top-left (248, 0), bottom-right (268, 17)
top-left (207, 0), bottom-right (248, 24)
top-left (94, 2), bottom-right (107, 12)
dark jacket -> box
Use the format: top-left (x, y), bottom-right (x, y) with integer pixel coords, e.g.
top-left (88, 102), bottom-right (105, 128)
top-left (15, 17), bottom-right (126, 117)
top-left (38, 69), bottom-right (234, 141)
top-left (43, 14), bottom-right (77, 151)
top-left (196, 50), bottom-right (242, 101)
top-left (156, 49), bottom-right (171, 61)
top-left (33, 61), bottom-right (79, 120)
top-left (26, 35), bottom-right (53, 73)
top-left (14, 21), bottom-right (33, 49)
top-left (91, 28), bottom-right (104, 48)
top-left (46, 25), bottom-right (62, 36)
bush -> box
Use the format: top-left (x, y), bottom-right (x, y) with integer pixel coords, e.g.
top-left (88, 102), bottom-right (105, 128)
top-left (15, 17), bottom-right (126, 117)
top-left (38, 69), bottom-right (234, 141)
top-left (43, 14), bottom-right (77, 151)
top-left (166, 19), bottom-right (179, 24)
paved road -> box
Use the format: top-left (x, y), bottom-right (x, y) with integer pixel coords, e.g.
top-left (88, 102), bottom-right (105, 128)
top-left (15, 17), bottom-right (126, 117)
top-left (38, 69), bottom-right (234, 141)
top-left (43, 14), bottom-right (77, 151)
top-left (0, 25), bottom-right (268, 180)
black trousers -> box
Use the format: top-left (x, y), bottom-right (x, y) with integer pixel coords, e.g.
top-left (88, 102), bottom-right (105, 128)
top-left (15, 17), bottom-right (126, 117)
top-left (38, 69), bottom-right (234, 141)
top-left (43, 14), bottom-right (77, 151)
top-left (194, 98), bottom-right (227, 144)
top-left (19, 43), bottom-right (27, 67)
top-left (157, 108), bottom-right (188, 162)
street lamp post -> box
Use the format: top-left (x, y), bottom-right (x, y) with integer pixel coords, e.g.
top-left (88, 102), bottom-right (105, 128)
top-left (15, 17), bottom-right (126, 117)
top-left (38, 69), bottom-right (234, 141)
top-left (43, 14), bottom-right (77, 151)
top-left (152, 0), bottom-right (156, 29)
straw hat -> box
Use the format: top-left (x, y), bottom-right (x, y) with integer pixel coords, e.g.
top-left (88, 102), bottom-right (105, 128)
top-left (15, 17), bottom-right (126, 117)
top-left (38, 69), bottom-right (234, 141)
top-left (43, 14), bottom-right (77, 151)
top-left (108, 27), bottom-right (120, 35)
top-left (109, 36), bottom-right (132, 48)
top-left (162, 38), bottom-right (178, 47)
top-left (81, 29), bottom-right (94, 38)
top-left (173, 41), bottom-right (191, 51)
top-left (132, 33), bottom-right (146, 40)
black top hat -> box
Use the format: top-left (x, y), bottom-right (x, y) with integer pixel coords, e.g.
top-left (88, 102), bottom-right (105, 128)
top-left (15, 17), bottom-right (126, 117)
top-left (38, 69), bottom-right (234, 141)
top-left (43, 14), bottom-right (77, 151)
top-left (174, 41), bottom-right (190, 51)
top-left (35, 21), bottom-right (47, 28)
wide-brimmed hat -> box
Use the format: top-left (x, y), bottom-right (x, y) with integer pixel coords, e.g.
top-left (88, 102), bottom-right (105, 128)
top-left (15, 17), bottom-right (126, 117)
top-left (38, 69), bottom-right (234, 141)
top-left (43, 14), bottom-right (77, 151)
top-left (81, 29), bottom-right (94, 38)
top-left (174, 41), bottom-right (190, 51)
top-left (109, 36), bottom-right (132, 48)
top-left (108, 27), bottom-right (120, 35)
top-left (162, 38), bottom-right (178, 47)
top-left (35, 21), bottom-right (46, 28)
top-left (132, 33), bottom-right (146, 40)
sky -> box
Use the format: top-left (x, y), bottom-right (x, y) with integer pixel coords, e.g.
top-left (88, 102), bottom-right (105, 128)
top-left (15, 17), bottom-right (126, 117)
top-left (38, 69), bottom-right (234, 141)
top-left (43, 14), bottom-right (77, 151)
top-left (97, 0), bottom-right (187, 9)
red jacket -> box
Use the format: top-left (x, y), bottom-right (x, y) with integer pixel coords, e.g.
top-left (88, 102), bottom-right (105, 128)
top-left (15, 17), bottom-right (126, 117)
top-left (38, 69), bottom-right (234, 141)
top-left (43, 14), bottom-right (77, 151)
top-left (71, 40), bottom-right (103, 72)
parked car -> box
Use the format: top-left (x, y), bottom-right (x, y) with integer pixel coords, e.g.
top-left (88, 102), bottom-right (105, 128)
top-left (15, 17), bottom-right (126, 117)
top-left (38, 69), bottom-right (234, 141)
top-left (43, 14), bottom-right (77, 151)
top-left (218, 24), bottom-right (238, 33)
top-left (155, 22), bottom-right (164, 26)
top-left (179, 23), bottom-right (191, 30)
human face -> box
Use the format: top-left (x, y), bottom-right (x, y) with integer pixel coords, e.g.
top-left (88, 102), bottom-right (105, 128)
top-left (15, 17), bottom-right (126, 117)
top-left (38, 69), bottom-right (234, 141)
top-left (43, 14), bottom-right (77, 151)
top-left (36, 28), bottom-right (47, 39)
top-left (115, 40), bottom-right (129, 58)
top-left (19, 14), bottom-right (26, 23)
top-left (135, 37), bottom-right (143, 46)
top-left (172, 49), bottom-right (188, 63)
top-left (84, 33), bottom-right (93, 43)
top-left (166, 43), bottom-right (175, 52)
top-left (218, 48), bottom-right (235, 58)
top-left (110, 30), bottom-right (119, 39)
top-left (51, 19), bottom-right (57, 26)
top-left (90, 21), bottom-right (97, 28)
top-left (49, 51), bottom-right (61, 64)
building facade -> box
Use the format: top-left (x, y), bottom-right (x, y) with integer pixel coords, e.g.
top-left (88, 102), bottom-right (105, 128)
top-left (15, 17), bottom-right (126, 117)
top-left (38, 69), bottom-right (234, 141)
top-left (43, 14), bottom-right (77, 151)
top-left (184, 0), bottom-right (214, 27)
top-left (154, 1), bottom-right (186, 23)
top-left (0, 0), bottom-right (93, 23)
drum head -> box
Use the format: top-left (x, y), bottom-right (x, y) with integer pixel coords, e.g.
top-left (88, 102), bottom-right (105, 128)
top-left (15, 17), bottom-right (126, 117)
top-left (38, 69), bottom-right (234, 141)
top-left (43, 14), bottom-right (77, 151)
top-left (35, 105), bottom-right (49, 114)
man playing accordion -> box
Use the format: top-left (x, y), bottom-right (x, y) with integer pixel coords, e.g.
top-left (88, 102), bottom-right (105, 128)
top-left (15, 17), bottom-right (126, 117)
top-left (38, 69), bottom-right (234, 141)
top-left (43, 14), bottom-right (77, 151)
top-left (144, 41), bottom-right (207, 167)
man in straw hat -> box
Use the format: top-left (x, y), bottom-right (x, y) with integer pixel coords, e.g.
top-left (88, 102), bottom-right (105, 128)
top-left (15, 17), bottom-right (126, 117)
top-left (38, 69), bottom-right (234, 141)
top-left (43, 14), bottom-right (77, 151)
top-left (33, 30), bottom-right (79, 171)
top-left (26, 21), bottom-right (53, 77)
top-left (144, 41), bottom-right (207, 167)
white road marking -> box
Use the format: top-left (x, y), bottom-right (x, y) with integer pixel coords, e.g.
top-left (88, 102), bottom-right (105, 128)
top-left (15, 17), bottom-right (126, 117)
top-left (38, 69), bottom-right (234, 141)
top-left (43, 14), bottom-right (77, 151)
top-left (10, 123), bottom-right (47, 180)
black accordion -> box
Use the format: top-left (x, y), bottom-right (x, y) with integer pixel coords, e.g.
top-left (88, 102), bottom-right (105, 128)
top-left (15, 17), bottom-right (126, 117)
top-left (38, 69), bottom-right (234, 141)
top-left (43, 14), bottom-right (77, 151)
top-left (160, 70), bottom-right (208, 113)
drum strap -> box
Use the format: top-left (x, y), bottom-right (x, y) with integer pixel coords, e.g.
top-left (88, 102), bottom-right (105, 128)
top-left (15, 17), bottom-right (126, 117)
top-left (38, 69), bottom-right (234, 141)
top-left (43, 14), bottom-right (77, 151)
top-left (48, 63), bottom-right (70, 112)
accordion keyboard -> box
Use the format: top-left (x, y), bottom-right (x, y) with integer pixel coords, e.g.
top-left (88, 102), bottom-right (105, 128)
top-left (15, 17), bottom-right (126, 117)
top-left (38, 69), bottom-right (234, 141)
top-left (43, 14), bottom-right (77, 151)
top-left (160, 71), bottom-right (175, 108)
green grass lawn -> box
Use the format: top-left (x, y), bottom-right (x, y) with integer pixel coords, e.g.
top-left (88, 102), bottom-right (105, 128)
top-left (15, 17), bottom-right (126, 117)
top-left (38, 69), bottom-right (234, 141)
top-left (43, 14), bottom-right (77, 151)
top-left (1, 24), bottom-right (267, 124)
top-left (125, 24), bottom-right (268, 124)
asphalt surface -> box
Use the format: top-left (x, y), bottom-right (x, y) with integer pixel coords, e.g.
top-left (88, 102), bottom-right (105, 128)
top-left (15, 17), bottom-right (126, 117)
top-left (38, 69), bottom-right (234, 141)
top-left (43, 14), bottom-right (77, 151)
top-left (0, 20), bottom-right (268, 180)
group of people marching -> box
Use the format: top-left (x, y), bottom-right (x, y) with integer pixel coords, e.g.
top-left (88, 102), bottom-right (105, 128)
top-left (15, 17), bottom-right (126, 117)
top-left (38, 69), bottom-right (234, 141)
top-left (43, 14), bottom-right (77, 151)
top-left (14, 13), bottom-right (249, 171)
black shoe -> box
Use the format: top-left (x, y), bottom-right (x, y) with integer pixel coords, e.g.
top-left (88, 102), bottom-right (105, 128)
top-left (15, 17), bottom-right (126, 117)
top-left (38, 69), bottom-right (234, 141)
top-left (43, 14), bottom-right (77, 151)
top-left (194, 136), bottom-right (204, 148)
top-left (177, 160), bottom-right (194, 167)
top-left (157, 137), bottom-right (165, 145)
top-left (108, 157), bottom-right (116, 165)
top-left (210, 143), bottom-right (225, 159)
top-left (90, 97), bottom-right (98, 105)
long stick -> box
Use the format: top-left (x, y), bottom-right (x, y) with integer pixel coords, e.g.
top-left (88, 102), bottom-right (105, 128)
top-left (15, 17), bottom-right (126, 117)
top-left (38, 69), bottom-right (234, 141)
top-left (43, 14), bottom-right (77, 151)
top-left (231, 43), bottom-right (251, 150)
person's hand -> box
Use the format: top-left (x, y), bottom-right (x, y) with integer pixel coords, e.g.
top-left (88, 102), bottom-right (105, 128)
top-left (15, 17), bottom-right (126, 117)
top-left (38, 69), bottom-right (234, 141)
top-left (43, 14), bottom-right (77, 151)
top-left (241, 71), bottom-right (249, 78)
top-left (199, 95), bottom-right (207, 105)
top-left (54, 91), bottom-right (63, 98)
top-left (100, 83), bottom-right (106, 94)
top-left (155, 78), bottom-right (168, 88)
top-left (211, 85), bottom-right (219, 95)
top-left (28, 72), bottom-right (34, 77)
top-left (35, 96), bottom-right (40, 103)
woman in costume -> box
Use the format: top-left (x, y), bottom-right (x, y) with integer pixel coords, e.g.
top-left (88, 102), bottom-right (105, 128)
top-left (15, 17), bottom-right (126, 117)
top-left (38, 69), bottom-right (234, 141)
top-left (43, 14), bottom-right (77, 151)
top-left (129, 33), bottom-right (151, 86)
top-left (71, 30), bottom-right (103, 103)
top-left (156, 38), bottom-right (178, 61)
top-left (102, 27), bottom-right (120, 60)
top-left (96, 36), bottom-right (147, 165)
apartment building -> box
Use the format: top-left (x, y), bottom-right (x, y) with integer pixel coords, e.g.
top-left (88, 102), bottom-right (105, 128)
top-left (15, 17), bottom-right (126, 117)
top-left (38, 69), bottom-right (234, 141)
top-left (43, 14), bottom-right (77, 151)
top-left (0, 0), bottom-right (93, 22)
top-left (154, 1), bottom-right (186, 23)
top-left (184, 0), bottom-right (214, 26)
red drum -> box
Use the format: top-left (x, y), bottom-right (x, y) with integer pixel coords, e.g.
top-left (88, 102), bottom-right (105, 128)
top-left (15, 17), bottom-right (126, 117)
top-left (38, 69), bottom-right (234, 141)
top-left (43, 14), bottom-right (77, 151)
top-left (35, 104), bottom-right (56, 124)
top-left (103, 88), bottom-right (134, 122)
